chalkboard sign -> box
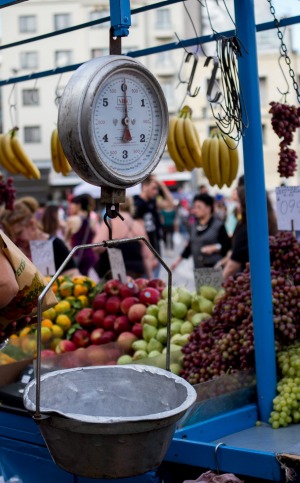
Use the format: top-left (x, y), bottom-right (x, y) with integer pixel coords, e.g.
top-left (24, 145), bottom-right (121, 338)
top-left (275, 186), bottom-right (300, 231)
top-left (194, 267), bottom-right (223, 291)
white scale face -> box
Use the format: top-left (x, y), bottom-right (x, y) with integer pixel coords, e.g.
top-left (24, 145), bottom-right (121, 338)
top-left (58, 56), bottom-right (169, 189)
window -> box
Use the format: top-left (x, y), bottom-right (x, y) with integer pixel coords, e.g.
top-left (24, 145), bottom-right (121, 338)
top-left (90, 9), bottom-right (109, 28)
top-left (55, 50), bottom-right (72, 67)
top-left (54, 13), bottom-right (71, 31)
top-left (91, 48), bottom-right (109, 58)
top-left (156, 9), bottom-right (171, 29)
top-left (20, 51), bottom-right (38, 69)
top-left (19, 15), bottom-right (36, 33)
top-left (22, 88), bottom-right (39, 106)
top-left (259, 76), bottom-right (267, 106)
top-left (24, 126), bottom-right (41, 143)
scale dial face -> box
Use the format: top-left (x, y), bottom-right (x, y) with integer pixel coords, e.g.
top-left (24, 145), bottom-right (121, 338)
top-left (58, 56), bottom-right (169, 188)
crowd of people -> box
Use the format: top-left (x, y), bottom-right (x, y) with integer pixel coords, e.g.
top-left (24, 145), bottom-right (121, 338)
top-left (0, 174), bottom-right (278, 283)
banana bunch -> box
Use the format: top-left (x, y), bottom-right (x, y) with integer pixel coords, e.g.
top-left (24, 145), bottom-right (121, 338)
top-left (51, 128), bottom-right (72, 176)
top-left (202, 131), bottom-right (239, 188)
top-left (167, 105), bottom-right (202, 172)
top-left (0, 129), bottom-right (41, 179)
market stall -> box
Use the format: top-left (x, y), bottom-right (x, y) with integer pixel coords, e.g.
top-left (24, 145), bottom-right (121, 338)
top-left (0, 0), bottom-right (299, 482)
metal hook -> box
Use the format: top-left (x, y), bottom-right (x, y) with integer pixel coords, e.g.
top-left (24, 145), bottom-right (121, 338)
top-left (8, 83), bottom-right (17, 128)
top-left (204, 56), bottom-right (223, 104)
top-left (31, 76), bottom-right (38, 104)
top-left (103, 206), bottom-right (125, 240)
top-left (186, 53), bottom-right (200, 97)
top-left (214, 442), bottom-right (226, 475)
top-left (277, 54), bottom-right (290, 101)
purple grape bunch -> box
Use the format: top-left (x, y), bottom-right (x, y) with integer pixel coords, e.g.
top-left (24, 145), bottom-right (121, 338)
top-left (269, 102), bottom-right (300, 178)
top-left (181, 231), bottom-right (300, 385)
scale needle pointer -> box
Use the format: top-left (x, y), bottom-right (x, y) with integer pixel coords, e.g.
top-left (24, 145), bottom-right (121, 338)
top-left (122, 79), bottom-right (132, 142)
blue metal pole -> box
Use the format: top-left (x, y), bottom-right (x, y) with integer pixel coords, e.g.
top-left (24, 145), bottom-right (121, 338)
top-left (234, 0), bottom-right (277, 422)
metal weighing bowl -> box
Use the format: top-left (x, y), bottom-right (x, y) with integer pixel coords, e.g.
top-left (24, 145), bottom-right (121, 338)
top-left (24, 364), bottom-right (196, 479)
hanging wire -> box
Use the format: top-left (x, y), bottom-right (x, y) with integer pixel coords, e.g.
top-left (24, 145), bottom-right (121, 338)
top-left (8, 83), bottom-right (17, 128)
top-left (267, 0), bottom-right (300, 104)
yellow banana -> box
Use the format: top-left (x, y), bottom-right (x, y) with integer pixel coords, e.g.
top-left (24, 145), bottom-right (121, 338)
top-left (209, 136), bottom-right (221, 187)
top-left (51, 129), bottom-right (62, 173)
top-left (224, 135), bottom-right (239, 187)
top-left (175, 117), bottom-right (197, 171)
top-left (201, 138), bottom-right (212, 183)
top-left (218, 135), bottom-right (231, 187)
top-left (167, 117), bottom-right (186, 172)
top-left (57, 133), bottom-right (72, 176)
top-left (0, 134), bottom-right (18, 174)
top-left (10, 133), bottom-right (41, 180)
top-left (1, 133), bottom-right (29, 177)
top-left (184, 117), bottom-right (202, 168)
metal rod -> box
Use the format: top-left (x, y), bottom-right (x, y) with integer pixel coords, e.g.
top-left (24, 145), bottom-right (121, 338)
top-left (234, 0), bottom-right (277, 422)
top-left (1, 15), bottom-right (300, 87)
top-left (34, 237), bottom-right (172, 419)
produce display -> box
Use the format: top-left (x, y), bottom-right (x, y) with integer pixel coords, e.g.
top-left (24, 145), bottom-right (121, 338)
top-left (0, 128), bottom-right (41, 179)
top-left (167, 105), bottom-right (202, 172)
top-left (50, 128), bottom-right (72, 176)
top-left (201, 130), bottom-right (239, 188)
top-left (181, 232), bottom-right (300, 425)
top-left (269, 101), bottom-right (300, 178)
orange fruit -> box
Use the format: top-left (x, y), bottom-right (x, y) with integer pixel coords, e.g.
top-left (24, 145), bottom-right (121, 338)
top-left (20, 336), bottom-right (37, 355)
top-left (56, 314), bottom-right (72, 331)
top-left (74, 284), bottom-right (88, 297)
top-left (40, 326), bottom-right (53, 343)
top-left (72, 275), bottom-right (88, 284)
top-left (59, 281), bottom-right (74, 298)
top-left (41, 319), bottom-right (53, 329)
top-left (55, 300), bottom-right (71, 313)
top-left (9, 335), bottom-right (20, 347)
top-left (51, 324), bottom-right (64, 338)
top-left (19, 326), bottom-right (32, 338)
top-left (77, 295), bottom-right (89, 308)
top-left (42, 307), bottom-right (56, 320)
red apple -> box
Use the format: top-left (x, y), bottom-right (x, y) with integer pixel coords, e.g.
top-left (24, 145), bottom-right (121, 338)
top-left (117, 331), bottom-right (138, 353)
top-left (85, 345), bottom-right (108, 365)
top-left (71, 329), bottom-right (90, 348)
top-left (120, 296), bottom-right (139, 315)
top-left (119, 281), bottom-right (139, 299)
top-left (102, 314), bottom-right (116, 330)
top-left (98, 330), bottom-right (117, 344)
top-left (135, 278), bottom-right (149, 291)
top-left (92, 292), bottom-right (108, 310)
top-left (131, 323), bottom-right (143, 339)
top-left (75, 308), bottom-right (94, 328)
top-left (104, 279), bottom-right (121, 296)
top-left (41, 349), bottom-right (56, 358)
top-left (127, 303), bottom-right (147, 324)
top-left (91, 309), bottom-right (107, 328)
top-left (55, 340), bottom-right (77, 354)
top-left (89, 327), bottom-right (104, 345)
top-left (139, 287), bottom-right (160, 306)
top-left (114, 315), bottom-right (131, 334)
top-left (147, 278), bottom-right (166, 293)
top-left (106, 295), bottom-right (121, 314)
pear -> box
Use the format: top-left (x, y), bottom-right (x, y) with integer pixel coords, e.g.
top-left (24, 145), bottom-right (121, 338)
top-left (132, 349), bottom-right (148, 361)
top-left (170, 362), bottom-right (182, 376)
top-left (214, 288), bottom-right (226, 303)
top-left (176, 287), bottom-right (192, 308)
top-left (132, 339), bottom-right (148, 352)
top-left (162, 344), bottom-right (182, 354)
top-left (156, 327), bottom-right (168, 345)
top-left (191, 312), bottom-right (211, 327)
top-left (191, 295), bottom-right (201, 312)
top-left (148, 350), bottom-right (162, 358)
top-left (187, 309), bottom-right (197, 322)
top-left (199, 297), bottom-right (213, 314)
top-left (147, 337), bottom-right (163, 353)
top-left (158, 306), bottom-right (169, 325)
top-left (180, 320), bottom-right (193, 335)
top-left (171, 301), bottom-right (188, 319)
top-left (146, 304), bottom-right (159, 317)
top-left (162, 286), bottom-right (178, 300)
top-left (200, 285), bottom-right (217, 301)
top-left (170, 319), bottom-right (182, 336)
top-left (117, 355), bottom-right (133, 365)
top-left (142, 323), bottom-right (157, 342)
top-left (141, 314), bottom-right (158, 328)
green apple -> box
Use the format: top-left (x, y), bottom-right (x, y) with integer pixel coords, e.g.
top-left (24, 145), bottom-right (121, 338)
top-left (141, 314), bottom-right (158, 328)
top-left (156, 327), bottom-right (168, 345)
top-left (200, 285), bottom-right (217, 301)
top-left (147, 337), bottom-right (163, 353)
top-left (132, 339), bottom-right (148, 352)
top-left (170, 319), bottom-right (182, 335)
top-left (117, 355), bottom-right (133, 365)
top-left (142, 323), bottom-right (158, 342)
top-left (180, 320), bottom-right (193, 335)
top-left (132, 349), bottom-right (148, 361)
top-left (171, 301), bottom-right (188, 319)
top-left (146, 304), bottom-right (159, 317)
